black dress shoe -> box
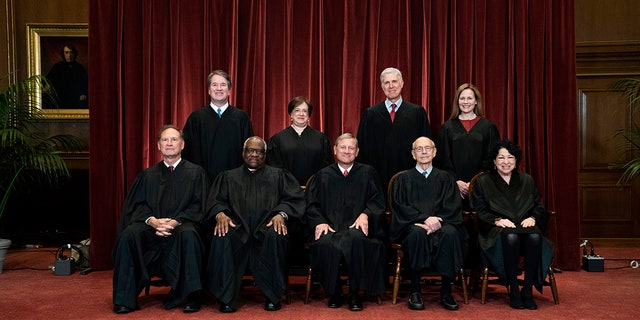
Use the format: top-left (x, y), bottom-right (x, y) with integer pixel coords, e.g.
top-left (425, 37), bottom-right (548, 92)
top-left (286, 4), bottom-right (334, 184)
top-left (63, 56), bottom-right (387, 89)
top-left (348, 294), bottom-right (363, 311)
top-left (183, 292), bottom-right (202, 313)
top-left (219, 303), bottom-right (236, 313)
top-left (113, 304), bottom-right (133, 314)
top-left (509, 291), bottom-right (525, 309)
top-left (520, 288), bottom-right (538, 310)
top-left (408, 292), bottom-right (424, 310)
top-left (440, 295), bottom-right (459, 311)
top-left (264, 300), bottom-right (282, 311)
top-left (328, 293), bottom-right (344, 308)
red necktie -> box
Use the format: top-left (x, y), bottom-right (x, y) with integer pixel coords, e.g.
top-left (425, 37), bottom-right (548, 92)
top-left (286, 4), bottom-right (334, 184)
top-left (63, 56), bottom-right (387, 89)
top-left (343, 169), bottom-right (348, 177)
top-left (169, 165), bottom-right (174, 172)
top-left (390, 103), bottom-right (396, 122)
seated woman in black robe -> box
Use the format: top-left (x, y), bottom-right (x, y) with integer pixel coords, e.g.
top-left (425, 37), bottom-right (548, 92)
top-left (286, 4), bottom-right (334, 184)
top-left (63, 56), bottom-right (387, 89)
top-left (471, 140), bottom-right (554, 310)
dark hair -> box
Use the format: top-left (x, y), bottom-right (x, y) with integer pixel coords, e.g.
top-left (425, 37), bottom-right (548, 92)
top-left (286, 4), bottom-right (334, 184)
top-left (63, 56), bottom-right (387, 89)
top-left (207, 70), bottom-right (232, 89)
top-left (449, 83), bottom-right (484, 120)
top-left (60, 43), bottom-right (78, 61)
top-left (489, 139), bottom-right (522, 167)
top-left (157, 125), bottom-right (183, 141)
top-left (287, 96), bottom-right (313, 117)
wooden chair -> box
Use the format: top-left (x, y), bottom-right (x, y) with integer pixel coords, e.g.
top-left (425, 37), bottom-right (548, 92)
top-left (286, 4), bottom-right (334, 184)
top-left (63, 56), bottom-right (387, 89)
top-left (468, 172), bottom-right (559, 305)
top-left (387, 170), bottom-right (469, 305)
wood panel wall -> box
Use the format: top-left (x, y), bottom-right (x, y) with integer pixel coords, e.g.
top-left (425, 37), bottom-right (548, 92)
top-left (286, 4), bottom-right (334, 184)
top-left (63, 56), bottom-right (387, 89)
top-left (576, 0), bottom-right (640, 239)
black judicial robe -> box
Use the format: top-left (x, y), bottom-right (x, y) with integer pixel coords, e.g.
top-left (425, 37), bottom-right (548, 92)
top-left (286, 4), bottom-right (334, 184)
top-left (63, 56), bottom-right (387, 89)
top-left (471, 171), bottom-right (554, 287)
top-left (113, 160), bottom-right (208, 310)
top-left (389, 168), bottom-right (467, 278)
top-left (266, 126), bottom-right (333, 186)
top-left (435, 117), bottom-right (500, 182)
top-left (182, 105), bottom-right (254, 182)
top-left (204, 164), bottom-right (305, 307)
top-left (356, 100), bottom-right (431, 190)
top-left (305, 163), bottom-right (387, 296)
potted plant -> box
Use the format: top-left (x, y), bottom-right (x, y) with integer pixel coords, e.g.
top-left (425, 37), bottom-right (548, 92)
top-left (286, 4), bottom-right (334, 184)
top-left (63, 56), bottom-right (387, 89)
top-left (609, 78), bottom-right (640, 184)
top-left (0, 74), bottom-right (86, 273)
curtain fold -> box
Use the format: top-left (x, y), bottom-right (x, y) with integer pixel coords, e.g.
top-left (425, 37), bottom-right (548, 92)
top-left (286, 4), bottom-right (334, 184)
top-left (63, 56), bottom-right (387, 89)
top-left (89, 0), bottom-right (578, 271)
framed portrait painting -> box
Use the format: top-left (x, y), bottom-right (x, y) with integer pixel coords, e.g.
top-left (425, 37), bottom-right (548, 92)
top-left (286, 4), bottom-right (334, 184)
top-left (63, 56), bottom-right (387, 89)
top-left (27, 23), bottom-right (89, 119)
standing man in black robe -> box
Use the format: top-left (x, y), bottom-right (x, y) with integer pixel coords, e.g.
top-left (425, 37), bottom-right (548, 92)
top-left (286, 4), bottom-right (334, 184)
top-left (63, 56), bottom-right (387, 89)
top-left (389, 137), bottom-right (467, 311)
top-left (356, 67), bottom-right (431, 191)
top-left (182, 70), bottom-right (254, 182)
top-left (305, 133), bottom-right (387, 311)
top-left (112, 125), bottom-right (209, 314)
top-left (204, 136), bottom-right (305, 313)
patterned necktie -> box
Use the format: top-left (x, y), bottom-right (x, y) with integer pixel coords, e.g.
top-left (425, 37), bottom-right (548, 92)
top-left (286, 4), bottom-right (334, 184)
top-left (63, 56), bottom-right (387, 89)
top-left (390, 103), bottom-right (397, 122)
top-left (422, 171), bottom-right (428, 178)
top-left (344, 169), bottom-right (348, 177)
top-left (217, 108), bottom-right (222, 118)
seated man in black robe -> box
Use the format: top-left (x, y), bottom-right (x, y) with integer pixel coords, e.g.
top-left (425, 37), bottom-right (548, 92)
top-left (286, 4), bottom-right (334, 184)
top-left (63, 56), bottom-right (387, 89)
top-left (204, 136), bottom-right (305, 313)
top-left (389, 137), bottom-right (467, 311)
top-left (305, 133), bottom-right (387, 311)
top-left (112, 125), bottom-right (209, 314)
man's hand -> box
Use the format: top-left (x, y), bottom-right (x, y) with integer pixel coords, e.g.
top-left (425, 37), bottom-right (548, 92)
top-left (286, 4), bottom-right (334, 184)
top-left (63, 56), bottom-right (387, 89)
top-left (214, 212), bottom-right (236, 236)
top-left (349, 213), bottom-right (369, 236)
top-left (314, 223), bottom-right (335, 240)
top-left (414, 216), bottom-right (443, 235)
top-left (267, 214), bottom-right (287, 235)
top-left (150, 218), bottom-right (175, 237)
top-left (457, 180), bottom-right (469, 197)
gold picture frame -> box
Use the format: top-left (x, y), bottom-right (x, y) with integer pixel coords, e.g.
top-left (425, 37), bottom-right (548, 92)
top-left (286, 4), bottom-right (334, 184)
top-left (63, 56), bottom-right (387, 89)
top-left (27, 23), bottom-right (89, 119)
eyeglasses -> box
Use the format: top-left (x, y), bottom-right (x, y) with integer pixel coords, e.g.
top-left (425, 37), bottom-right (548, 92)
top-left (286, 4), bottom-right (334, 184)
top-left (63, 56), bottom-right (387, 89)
top-left (413, 146), bottom-right (434, 153)
top-left (244, 148), bottom-right (266, 155)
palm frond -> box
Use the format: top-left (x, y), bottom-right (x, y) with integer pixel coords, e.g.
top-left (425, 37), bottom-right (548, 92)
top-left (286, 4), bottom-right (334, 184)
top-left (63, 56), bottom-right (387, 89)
top-left (1, 75), bottom-right (84, 222)
top-left (611, 78), bottom-right (640, 112)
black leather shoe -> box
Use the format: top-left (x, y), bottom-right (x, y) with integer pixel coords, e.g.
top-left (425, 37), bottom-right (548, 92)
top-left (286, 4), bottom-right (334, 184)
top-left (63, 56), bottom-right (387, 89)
top-left (509, 291), bottom-right (525, 309)
top-left (328, 293), bottom-right (344, 308)
top-left (219, 303), bottom-right (236, 313)
top-left (264, 300), bottom-right (282, 311)
top-left (408, 292), bottom-right (424, 310)
top-left (183, 292), bottom-right (201, 313)
top-left (113, 304), bottom-right (133, 314)
top-left (520, 288), bottom-right (538, 310)
top-left (440, 295), bottom-right (459, 311)
top-left (348, 294), bottom-right (363, 311)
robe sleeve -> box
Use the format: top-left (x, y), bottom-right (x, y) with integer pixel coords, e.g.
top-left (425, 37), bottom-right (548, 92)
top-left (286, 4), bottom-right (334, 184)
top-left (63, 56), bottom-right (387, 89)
top-left (172, 165), bottom-right (209, 225)
top-left (271, 169), bottom-right (306, 220)
top-left (117, 171), bottom-right (153, 233)
top-left (361, 168), bottom-right (387, 239)
top-left (435, 122), bottom-right (456, 177)
top-left (304, 175), bottom-right (328, 228)
top-left (203, 171), bottom-right (234, 227)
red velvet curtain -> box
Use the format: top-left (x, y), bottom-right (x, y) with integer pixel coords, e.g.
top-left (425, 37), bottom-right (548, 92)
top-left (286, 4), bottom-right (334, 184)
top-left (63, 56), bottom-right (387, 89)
top-left (89, 0), bottom-right (578, 270)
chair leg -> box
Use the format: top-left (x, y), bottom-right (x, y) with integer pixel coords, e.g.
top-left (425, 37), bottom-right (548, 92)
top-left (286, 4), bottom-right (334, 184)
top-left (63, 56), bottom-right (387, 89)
top-left (304, 265), bottom-right (312, 304)
top-left (480, 267), bottom-right (489, 304)
top-left (285, 288), bottom-right (291, 305)
top-left (548, 267), bottom-right (559, 305)
top-left (459, 268), bottom-right (469, 304)
top-left (392, 250), bottom-right (403, 304)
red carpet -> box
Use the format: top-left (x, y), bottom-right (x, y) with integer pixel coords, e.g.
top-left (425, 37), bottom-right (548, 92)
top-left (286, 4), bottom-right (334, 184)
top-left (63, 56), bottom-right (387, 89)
top-left (1, 247), bottom-right (639, 319)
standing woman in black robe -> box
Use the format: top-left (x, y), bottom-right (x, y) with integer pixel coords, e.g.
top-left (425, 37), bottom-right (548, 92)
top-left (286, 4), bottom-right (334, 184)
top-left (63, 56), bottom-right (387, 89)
top-left (266, 96), bottom-right (333, 186)
top-left (471, 140), bottom-right (554, 310)
top-left (266, 96), bottom-right (333, 267)
top-left (435, 83), bottom-right (500, 209)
